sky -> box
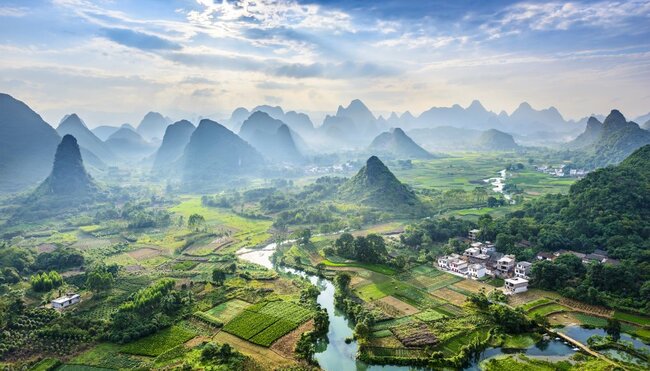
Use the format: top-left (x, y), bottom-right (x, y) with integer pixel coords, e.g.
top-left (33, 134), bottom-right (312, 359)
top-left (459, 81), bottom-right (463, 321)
top-left (0, 0), bottom-right (649, 127)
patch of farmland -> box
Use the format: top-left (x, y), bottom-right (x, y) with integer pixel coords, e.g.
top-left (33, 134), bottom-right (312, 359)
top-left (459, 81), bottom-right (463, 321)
top-left (415, 309), bottom-right (446, 322)
top-left (127, 247), bottom-right (161, 260)
top-left (435, 304), bottom-right (464, 317)
top-left (451, 279), bottom-right (493, 294)
top-left (430, 287), bottom-right (468, 307)
top-left (391, 321), bottom-right (439, 347)
top-left (376, 296), bottom-right (420, 317)
top-left (205, 299), bottom-right (251, 323)
top-left (222, 300), bottom-right (313, 347)
top-left (119, 325), bottom-right (197, 356)
top-left (425, 274), bottom-right (464, 292)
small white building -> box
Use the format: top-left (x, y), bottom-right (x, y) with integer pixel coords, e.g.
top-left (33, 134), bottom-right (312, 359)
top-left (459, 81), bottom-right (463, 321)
top-left (496, 254), bottom-right (516, 276)
top-left (481, 243), bottom-right (496, 254)
top-left (504, 277), bottom-right (529, 295)
top-left (464, 247), bottom-right (481, 257)
top-left (467, 264), bottom-right (487, 279)
top-left (51, 293), bottom-right (80, 309)
top-left (514, 261), bottom-right (532, 279)
top-left (449, 258), bottom-right (468, 274)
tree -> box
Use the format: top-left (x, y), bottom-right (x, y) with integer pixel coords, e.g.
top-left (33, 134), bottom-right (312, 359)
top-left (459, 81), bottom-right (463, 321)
top-left (334, 233), bottom-right (355, 257)
top-left (212, 269), bottom-right (226, 286)
top-left (295, 228), bottom-right (312, 245)
top-left (188, 213), bottom-right (206, 231)
top-left (605, 318), bottom-right (621, 342)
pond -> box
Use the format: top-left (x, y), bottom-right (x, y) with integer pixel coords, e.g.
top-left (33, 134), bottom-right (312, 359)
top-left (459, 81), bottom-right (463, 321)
top-left (557, 325), bottom-right (650, 352)
top-left (238, 242), bottom-right (575, 370)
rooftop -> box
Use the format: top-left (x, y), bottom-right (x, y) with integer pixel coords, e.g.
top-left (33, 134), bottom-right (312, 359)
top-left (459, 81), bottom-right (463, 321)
top-left (505, 277), bottom-right (529, 285)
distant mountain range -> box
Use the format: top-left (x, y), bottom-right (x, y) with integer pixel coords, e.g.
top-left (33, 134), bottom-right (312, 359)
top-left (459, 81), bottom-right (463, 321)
top-left (476, 129), bottom-right (520, 151)
top-left (105, 124), bottom-right (155, 159)
top-left (137, 112), bottom-right (171, 141)
top-left (57, 114), bottom-right (116, 163)
top-left (228, 105), bottom-right (314, 138)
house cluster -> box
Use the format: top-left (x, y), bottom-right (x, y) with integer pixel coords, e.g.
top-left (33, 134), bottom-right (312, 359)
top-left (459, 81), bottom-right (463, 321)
top-left (536, 249), bottom-right (619, 266)
top-left (534, 165), bottom-right (588, 178)
top-left (51, 293), bottom-right (80, 310)
top-left (306, 162), bottom-right (355, 175)
top-left (436, 230), bottom-right (531, 295)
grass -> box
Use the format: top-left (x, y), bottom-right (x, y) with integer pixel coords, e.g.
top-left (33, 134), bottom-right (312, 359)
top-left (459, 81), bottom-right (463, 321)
top-left (30, 358), bottom-right (61, 371)
top-left (70, 343), bottom-right (144, 369)
top-left (528, 303), bottom-right (569, 317)
top-left (613, 311), bottom-right (650, 326)
top-left (170, 197), bottom-right (272, 252)
top-left (501, 334), bottom-right (539, 349)
top-left (425, 274), bottom-right (464, 292)
top-left (520, 298), bottom-right (552, 311)
top-left (204, 299), bottom-right (251, 323)
top-left (120, 325), bottom-right (197, 357)
top-left (415, 309), bottom-right (447, 322)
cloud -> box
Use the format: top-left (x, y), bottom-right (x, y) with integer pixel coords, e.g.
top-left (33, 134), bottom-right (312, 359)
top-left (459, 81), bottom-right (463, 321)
top-left (274, 61), bottom-right (399, 79)
top-left (484, 0), bottom-right (650, 38)
top-left (0, 7), bottom-right (28, 17)
top-left (265, 95), bottom-right (283, 104)
top-left (102, 27), bottom-right (181, 50)
top-left (192, 88), bottom-right (214, 97)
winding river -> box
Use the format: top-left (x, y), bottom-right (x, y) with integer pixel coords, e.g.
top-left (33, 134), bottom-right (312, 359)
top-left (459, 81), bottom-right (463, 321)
top-left (237, 243), bottom-right (576, 370)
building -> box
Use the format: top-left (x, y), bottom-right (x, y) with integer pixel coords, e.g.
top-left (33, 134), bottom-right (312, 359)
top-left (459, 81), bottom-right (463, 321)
top-left (449, 257), bottom-right (469, 274)
top-left (504, 277), bottom-right (529, 295)
top-left (464, 247), bottom-right (481, 258)
top-left (437, 256), bottom-right (450, 269)
top-left (480, 243), bottom-right (496, 254)
top-left (554, 250), bottom-right (586, 259)
top-left (514, 261), bottom-right (532, 279)
top-left (469, 229), bottom-right (480, 241)
top-left (536, 252), bottom-right (555, 261)
top-left (467, 264), bottom-right (487, 279)
top-left (51, 293), bottom-right (80, 309)
top-left (496, 254), bottom-right (516, 277)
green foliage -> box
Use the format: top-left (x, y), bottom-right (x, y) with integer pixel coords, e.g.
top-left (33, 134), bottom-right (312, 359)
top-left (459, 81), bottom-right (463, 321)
top-left (334, 233), bottom-right (387, 264)
top-left (85, 264), bottom-right (118, 292)
top-left (401, 217), bottom-right (477, 248)
top-left (30, 271), bottom-right (63, 292)
top-left (33, 247), bottom-right (84, 271)
top-left (188, 213), bottom-right (206, 231)
top-left (119, 325), bottom-right (196, 357)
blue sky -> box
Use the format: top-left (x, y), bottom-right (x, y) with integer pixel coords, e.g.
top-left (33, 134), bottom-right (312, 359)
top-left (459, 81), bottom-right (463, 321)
top-left (0, 0), bottom-right (649, 126)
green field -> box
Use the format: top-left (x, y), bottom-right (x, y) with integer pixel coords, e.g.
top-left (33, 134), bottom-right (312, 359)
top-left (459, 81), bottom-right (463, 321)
top-left (355, 279), bottom-right (441, 309)
top-left (222, 300), bottom-right (312, 347)
top-left (528, 303), bottom-right (569, 317)
top-left (613, 311), bottom-right (650, 326)
top-left (321, 259), bottom-right (397, 275)
top-left (520, 298), bottom-right (552, 311)
top-left (120, 325), bottom-right (197, 356)
top-left (204, 299), bottom-right (251, 323)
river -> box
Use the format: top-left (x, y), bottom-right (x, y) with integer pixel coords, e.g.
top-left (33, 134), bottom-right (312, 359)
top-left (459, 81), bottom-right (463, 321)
top-left (237, 242), bottom-right (576, 370)
top-left (484, 169), bottom-right (513, 202)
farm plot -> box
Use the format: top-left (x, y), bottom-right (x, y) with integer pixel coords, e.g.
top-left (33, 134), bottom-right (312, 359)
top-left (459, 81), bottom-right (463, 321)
top-left (120, 325), bottom-right (197, 356)
top-left (222, 300), bottom-right (312, 347)
top-left (415, 309), bottom-right (447, 322)
top-left (391, 321), bottom-right (439, 347)
top-left (520, 298), bottom-right (552, 311)
top-left (375, 296), bottom-right (420, 317)
top-left (425, 274), bottom-right (464, 292)
top-left (204, 299), bottom-right (251, 323)
top-left (430, 287), bottom-right (468, 307)
top-left (127, 247), bottom-right (162, 260)
top-left (356, 280), bottom-right (443, 309)
top-left (438, 327), bottom-right (491, 356)
top-left (451, 279), bottom-right (493, 294)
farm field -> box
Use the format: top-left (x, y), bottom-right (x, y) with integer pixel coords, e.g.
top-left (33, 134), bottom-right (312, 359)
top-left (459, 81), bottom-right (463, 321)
top-left (120, 325), bottom-right (197, 356)
top-left (203, 299), bottom-right (251, 323)
top-left (223, 300), bottom-right (313, 347)
top-left (527, 303), bottom-right (570, 317)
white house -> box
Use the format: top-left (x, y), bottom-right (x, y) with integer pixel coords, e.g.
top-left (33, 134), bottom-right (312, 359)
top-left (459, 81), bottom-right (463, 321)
top-left (467, 264), bottom-right (487, 279)
top-left (437, 256), bottom-right (450, 269)
top-left (504, 277), bottom-right (529, 294)
top-left (496, 254), bottom-right (516, 276)
top-left (469, 229), bottom-right (480, 241)
top-left (51, 293), bottom-right (80, 309)
top-left (449, 257), bottom-right (468, 274)
top-left (464, 247), bottom-right (481, 257)
top-left (514, 261), bottom-right (532, 279)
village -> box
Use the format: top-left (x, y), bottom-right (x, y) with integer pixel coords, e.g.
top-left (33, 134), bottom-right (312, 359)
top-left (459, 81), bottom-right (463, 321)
top-left (436, 229), bottom-right (620, 296)
top-left (534, 164), bottom-right (589, 177)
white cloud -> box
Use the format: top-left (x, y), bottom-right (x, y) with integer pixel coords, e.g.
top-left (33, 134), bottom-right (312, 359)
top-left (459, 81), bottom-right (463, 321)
top-left (0, 6), bottom-right (28, 17)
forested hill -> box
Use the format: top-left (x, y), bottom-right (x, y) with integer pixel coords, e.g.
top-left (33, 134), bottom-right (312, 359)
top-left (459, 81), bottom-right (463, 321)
top-left (481, 145), bottom-right (650, 311)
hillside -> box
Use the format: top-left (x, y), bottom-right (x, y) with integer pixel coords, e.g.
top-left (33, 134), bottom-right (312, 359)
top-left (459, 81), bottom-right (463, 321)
top-left (152, 120), bottom-right (195, 172)
top-left (338, 156), bottom-right (420, 211)
top-left (92, 125), bottom-right (120, 141)
top-left (57, 114), bottom-right (115, 162)
top-left (0, 93), bottom-right (61, 192)
top-left (239, 112), bottom-right (304, 163)
top-left (182, 119), bottom-right (264, 185)
top-left (408, 126), bottom-right (482, 151)
top-left (35, 135), bottom-right (96, 196)
top-left (567, 117), bottom-right (603, 149)
top-left (368, 128), bottom-right (433, 159)
top-left (475, 129), bottom-right (519, 151)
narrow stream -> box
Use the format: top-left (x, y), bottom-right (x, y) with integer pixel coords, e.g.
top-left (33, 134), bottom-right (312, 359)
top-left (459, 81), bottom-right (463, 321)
top-left (237, 243), bottom-right (576, 370)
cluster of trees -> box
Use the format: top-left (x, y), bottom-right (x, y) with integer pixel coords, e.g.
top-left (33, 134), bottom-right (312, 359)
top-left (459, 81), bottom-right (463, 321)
top-left (109, 279), bottom-right (192, 343)
top-left (199, 342), bottom-right (245, 368)
top-left (400, 217), bottom-right (477, 249)
top-left (467, 291), bottom-right (533, 333)
top-left (121, 202), bottom-right (172, 229)
top-left (85, 264), bottom-right (119, 293)
top-left (188, 213), bottom-right (206, 231)
top-left (333, 233), bottom-right (387, 263)
top-left (29, 271), bottom-right (63, 292)
top-left (33, 247), bottom-right (84, 271)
